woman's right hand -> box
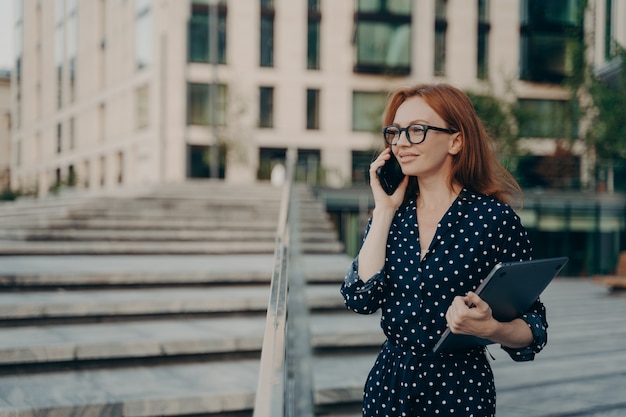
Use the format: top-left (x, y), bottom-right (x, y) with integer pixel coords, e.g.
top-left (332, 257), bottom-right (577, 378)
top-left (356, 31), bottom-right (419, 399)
top-left (369, 147), bottom-right (409, 211)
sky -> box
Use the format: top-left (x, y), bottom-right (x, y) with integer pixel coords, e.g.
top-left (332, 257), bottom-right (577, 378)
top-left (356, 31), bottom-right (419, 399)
top-left (0, 0), bottom-right (14, 71)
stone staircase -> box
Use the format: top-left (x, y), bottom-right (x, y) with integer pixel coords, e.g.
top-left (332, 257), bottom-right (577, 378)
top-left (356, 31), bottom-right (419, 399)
top-left (0, 182), bottom-right (343, 255)
top-left (3, 182), bottom-right (626, 417)
top-left (0, 181), bottom-right (381, 417)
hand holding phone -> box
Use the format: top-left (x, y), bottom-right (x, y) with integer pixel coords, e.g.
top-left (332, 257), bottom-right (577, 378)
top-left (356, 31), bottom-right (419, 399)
top-left (376, 151), bottom-right (405, 195)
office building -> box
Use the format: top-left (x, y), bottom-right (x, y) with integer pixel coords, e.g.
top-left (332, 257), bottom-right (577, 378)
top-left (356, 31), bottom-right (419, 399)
top-left (8, 0), bottom-right (625, 196)
top-left (0, 70), bottom-right (10, 191)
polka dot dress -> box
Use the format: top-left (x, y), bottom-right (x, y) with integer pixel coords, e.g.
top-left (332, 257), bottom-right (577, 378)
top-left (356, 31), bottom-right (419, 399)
top-left (341, 189), bottom-right (548, 417)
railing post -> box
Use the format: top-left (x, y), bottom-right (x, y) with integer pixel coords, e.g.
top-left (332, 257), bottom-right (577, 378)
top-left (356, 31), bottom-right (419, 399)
top-left (284, 187), bottom-right (314, 417)
top-left (254, 147), bottom-right (314, 417)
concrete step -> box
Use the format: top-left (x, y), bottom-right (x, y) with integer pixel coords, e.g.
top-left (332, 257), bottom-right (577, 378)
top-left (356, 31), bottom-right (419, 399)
top-left (0, 313), bottom-right (382, 367)
top-left (37, 217), bottom-right (335, 232)
top-left (0, 285), bottom-right (346, 322)
top-left (0, 239), bottom-right (344, 255)
top-left (0, 254), bottom-right (349, 288)
top-left (0, 228), bottom-right (336, 243)
top-left (0, 184), bottom-right (341, 257)
top-left (59, 206), bottom-right (329, 227)
top-left (64, 207), bottom-right (280, 221)
top-left (3, 336), bottom-right (624, 417)
top-left (0, 317), bottom-right (267, 366)
top-left (0, 182), bottom-right (354, 417)
top-left (0, 359), bottom-right (261, 417)
top-left (43, 217), bottom-right (279, 231)
top-left (0, 254), bottom-right (274, 286)
top-left (0, 240), bottom-right (279, 255)
top-left (0, 286), bottom-right (271, 322)
top-left (0, 229), bottom-right (279, 241)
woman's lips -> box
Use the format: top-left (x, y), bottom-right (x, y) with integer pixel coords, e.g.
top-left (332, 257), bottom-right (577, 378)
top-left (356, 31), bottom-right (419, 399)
top-left (398, 153), bottom-right (419, 163)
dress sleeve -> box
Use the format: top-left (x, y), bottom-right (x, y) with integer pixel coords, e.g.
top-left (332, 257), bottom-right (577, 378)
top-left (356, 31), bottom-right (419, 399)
top-left (496, 209), bottom-right (548, 362)
top-left (339, 218), bottom-right (387, 314)
top-left (340, 257), bottom-right (386, 314)
top-left (501, 298), bottom-right (548, 362)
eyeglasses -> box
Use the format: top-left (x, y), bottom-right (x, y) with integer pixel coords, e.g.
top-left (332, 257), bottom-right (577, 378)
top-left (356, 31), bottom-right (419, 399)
top-left (381, 123), bottom-right (458, 145)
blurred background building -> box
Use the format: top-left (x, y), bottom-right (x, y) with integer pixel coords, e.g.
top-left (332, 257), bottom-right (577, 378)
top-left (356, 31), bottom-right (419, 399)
top-left (7, 0), bottom-right (624, 193)
top-left (0, 70), bottom-right (9, 192)
top-left (5, 0), bottom-right (626, 275)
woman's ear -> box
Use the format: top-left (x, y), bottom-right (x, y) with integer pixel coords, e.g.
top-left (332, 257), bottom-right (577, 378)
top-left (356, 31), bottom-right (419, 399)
top-left (448, 132), bottom-right (463, 155)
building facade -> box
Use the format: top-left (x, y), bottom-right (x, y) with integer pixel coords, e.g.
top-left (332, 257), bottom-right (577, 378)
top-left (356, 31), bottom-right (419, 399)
top-left (8, 0), bottom-right (626, 196)
top-left (0, 70), bottom-right (10, 192)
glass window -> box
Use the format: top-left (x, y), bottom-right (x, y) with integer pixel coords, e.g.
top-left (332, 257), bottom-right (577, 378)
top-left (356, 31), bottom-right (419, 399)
top-left (260, 0), bottom-right (275, 67)
top-left (186, 144), bottom-right (225, 178)
top-left (136, 0), bottom-right (152, 69)
top-left (14, 0), bottom-right (23, 128)
top-left (477, 30), bottom-right (489, 80)
top-left (434, 24), bottom-right (447, 76)
top-left (56, 123), bottom-right (62, 154)
top-left (68, 164), bottom-right (76, 187)
top-left (188, 1), bottom-right (227, 64)
top-left (435, 0), bottom-right (447, 19)
top-left (352, 150), bottom-right (376, 183)
top-left (521, 0), bottom-right (579, 25)
top-left (517, 99), bottom-right (578, 138)
top-left (520, 0), bottom-right (583, 83)
top-left (258, 147), bottom-right (285, 181)
top-left (358, 0), bottom-right (411, 14)
top-left (55, 0), bottom-right (64, 109)
top-left (116, 152), bottom-right (124, 184)
top-left (434, 0), bottom-right (447, 76)
top-left (354, 0), bottom-right (411, 75)
top-left (295, 148), bottom-right (322, 185)
top-left (352, 91), bottom-right (387, 132)
top-left (306, 89), bottom-right (320, 130)
top-left (477, 0), bottom-right (490, 80)
top-left (259, 86), bottom-right (274, 128)
top-left (67, 0), bottom-right (77, 102)
top-left (604, 0), bottom-right (613, 60)
top-left (187, 83), bottom-right (227, 126)
top-left (307, 1), bottom-right (321, 70)
top-left (99, 156), bottom-right (106, 186)
top-left (478, 0), bottom-right (489, 22)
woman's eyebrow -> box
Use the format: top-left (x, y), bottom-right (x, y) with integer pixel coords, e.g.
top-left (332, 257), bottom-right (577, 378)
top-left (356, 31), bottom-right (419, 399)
top-left (392, 119), bottom-right (429, 126)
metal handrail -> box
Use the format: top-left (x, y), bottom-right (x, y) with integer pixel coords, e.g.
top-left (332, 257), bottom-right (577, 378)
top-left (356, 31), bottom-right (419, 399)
top-left (254, 147), bottom-right (314, 417)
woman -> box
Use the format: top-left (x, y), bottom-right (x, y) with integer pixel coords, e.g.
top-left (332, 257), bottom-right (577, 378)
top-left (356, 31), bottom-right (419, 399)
top-left (340, 83), bottom-right (547, 416)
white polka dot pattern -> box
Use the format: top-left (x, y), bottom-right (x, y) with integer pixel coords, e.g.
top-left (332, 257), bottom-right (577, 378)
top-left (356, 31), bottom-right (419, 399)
top-left (340, 189), bottom-right (549, 416)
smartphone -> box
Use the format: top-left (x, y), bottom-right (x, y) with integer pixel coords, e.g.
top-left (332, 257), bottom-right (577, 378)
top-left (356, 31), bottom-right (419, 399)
top-left (376, 151), bottom-right (405, 195)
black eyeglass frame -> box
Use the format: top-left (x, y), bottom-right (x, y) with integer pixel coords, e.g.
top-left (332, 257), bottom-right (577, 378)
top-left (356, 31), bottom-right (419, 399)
top-left (381, 123), bottom-right (458, 145)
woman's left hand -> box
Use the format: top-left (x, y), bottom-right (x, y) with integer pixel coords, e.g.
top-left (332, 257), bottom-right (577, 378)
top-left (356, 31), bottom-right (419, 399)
top-left (445, 292), bottom-right (498, 339)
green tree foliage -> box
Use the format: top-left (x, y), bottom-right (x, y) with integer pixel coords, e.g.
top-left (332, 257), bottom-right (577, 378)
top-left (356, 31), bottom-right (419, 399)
top-left (466, 91), bottom-right (519, 171)
top-left (587, 47), bottom-right (626, 160)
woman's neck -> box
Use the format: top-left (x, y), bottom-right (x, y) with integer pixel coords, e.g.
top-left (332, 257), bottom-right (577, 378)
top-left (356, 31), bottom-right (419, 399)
top-left (416, 178), bottom-right (461, 210)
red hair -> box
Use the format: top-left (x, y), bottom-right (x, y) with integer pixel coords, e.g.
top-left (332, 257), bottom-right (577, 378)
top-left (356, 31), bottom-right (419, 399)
top-left (382, 83), bottom-right (522, 207)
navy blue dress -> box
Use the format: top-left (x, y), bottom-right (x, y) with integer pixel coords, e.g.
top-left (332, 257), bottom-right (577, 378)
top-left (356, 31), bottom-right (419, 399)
top-left (340, 189), bottom-right (548, 417)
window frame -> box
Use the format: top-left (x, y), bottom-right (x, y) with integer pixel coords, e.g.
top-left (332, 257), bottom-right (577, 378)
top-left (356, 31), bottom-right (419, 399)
top-left (260, 0), bottom-right (275, 67)
top-left (259, 86), bottom-right (274, 128)
top-left (353, 0), bottom-right (412, 75)
top-left (306, 88), bottom-right (320, 130)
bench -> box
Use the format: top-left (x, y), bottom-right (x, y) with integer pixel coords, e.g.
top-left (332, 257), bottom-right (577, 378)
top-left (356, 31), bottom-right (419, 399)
top-left (593, 251), bottom-right (626, 290)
